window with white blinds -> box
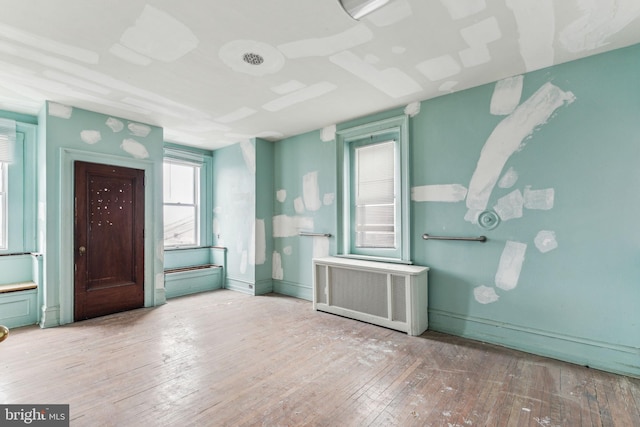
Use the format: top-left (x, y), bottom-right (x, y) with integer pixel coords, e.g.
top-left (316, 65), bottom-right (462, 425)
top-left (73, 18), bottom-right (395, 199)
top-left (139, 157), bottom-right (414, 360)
top-left (0, 118), bottom-right (15, 249)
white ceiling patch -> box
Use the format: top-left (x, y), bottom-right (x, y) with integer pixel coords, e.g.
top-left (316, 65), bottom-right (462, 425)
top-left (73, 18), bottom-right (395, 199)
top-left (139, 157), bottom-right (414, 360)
top-left (411, 184), bottom-right (468, 202)
top-left (366, 0), bottom-right (413, 27)
top-left (106, 117), bottom-right (124, 133)
top-left (459, 17), bottom-right (502, 67)
top-left (271, 80), bottom-right (306, 95)
top-left (490, 75), bottom-right (523, 116)
top-left (474, 285), bottom-right (499, 304)
top-left (559, 0), bottom-right (640, 53)
top-left (493, 189), bottom-right (524, 221)
top-left (278, 24), bottom-right (373, 58)
top-left (80, 130), bottom-right (101, 145)
top-left (262, 82), bottom-right (337, 112)
top-left (498, 167), bottom-right (519, 189)
top-left (321, 124), bottom-right (336, 142)
top-left (534, 230), bottom-right (558, 253)
top-left (440, 0), bottom-right (487, 20)
top-left (273, 215), bottom-right (314, 238)
top-left (216, 107), bottom-right (257, 124)
top-left (121, 138), bottom-right (149, 159)
top-left (220, 40), bottom-right (285, 76)
top-left (109, 43), bottom-right (152, 66)
top-left (120, 5), bottom-right (198, 62)
top-left (48, 102), bottom-right (72, 119)
top-left (495, 241), bottom-right (527, 291)
top-left (240, 140), bottom-right (256, 174)
top-left (272, 251), bottom-right (284, 280)
top-left (276, 189), bottom-right (287, 203)
top-left (404, 101), bottom-right (421, 117)
top-left (128, 122), bottom-right (151, 137)
top-left (523, 186), bottom-right (554, 210)
top-left (303, 171), bottom-right (322, 212)
top-left (416, 55), bottom-right (461, 81)
top-left (466, 82), bottom-right (575, 215)
top-left (506, 0), bottom-right (555, 72)
top-left (330, 51), bottom-right (423, 98)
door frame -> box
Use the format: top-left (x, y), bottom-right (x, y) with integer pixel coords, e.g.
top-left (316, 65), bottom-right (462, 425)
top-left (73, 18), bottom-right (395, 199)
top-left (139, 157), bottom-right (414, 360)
top-left (55, 148), bottom-right (162, 325)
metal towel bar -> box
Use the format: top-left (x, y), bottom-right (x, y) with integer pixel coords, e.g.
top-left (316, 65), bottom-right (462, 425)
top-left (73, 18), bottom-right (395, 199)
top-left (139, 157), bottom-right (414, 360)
top-left (422, 234), bottom-right (486, 242)
top-left (299, 232), bottom-right (333, 238)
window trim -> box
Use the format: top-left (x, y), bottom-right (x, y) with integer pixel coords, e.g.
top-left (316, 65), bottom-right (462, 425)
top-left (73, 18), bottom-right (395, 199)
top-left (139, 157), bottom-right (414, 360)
top-left (0, 161), bottom-right (7, 250)
top-left (336, 114), bottom-right (411, 264)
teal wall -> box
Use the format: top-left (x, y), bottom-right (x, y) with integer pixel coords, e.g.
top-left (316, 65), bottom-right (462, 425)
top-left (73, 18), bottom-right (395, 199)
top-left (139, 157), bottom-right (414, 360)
top-left (271, 44), bottom-right (640, 377)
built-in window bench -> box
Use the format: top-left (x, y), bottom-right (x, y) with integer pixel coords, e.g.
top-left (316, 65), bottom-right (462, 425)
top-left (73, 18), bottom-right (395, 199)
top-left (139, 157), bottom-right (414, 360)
top-left (164, 246), bottom-right (226, 299)
top-left (0, 253), bottom-right (42, 329)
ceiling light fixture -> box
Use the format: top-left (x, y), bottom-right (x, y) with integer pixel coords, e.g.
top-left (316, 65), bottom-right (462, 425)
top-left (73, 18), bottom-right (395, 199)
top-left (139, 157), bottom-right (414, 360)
top-left (242, 52), bottom-right (264, 65)
top-left (338, 0), bottom-right (391, 20)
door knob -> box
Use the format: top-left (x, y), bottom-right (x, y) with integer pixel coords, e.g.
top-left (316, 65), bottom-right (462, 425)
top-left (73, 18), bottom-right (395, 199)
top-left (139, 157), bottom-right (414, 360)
top-left (79, 246), bottom-right (86, 255)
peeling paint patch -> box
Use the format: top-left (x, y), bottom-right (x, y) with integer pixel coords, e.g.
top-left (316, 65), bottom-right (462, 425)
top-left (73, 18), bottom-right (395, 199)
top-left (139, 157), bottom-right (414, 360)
top-left (459, 17), bottom-right (502, 67)
top-left (216, 107), bottom-right (257, 124)
top-left (48, 102), bottom-right (72, 119)
top-left (294, 197), bottom-right (305, 214)
top-left (535, 230), bottom-right (558, 253)
top-left (313, 236), bottom-right (330, 258)
top-left (465, 82), bottom-right (575, 216)
top-left (255, 219), bottom-right (266, 265)
top-left (109, 43), bottom-right (152, 66)
top-left (240, 140), bottom-right (256, 174)
top-left (128, 122), bottom-right (151, 137)
top-left (412, 184), bottom-right (468, 202)
top-left (321, 124), bottom-right (337, 142)
top-left (80, 130), bottom-right (101, 145)
top-left (495, 241), bottom-right (527, 291)
top-left (272, 251), bottom-right (284, 280)
top-left (106, 117), bottom-right (124, 132)
top-left (491, 75), bottom-right (523, 115)
top-left (303, 171), bottom-right (322, 211)
top-left (273, 215), bottom-right (314, 238)
top-left (506, 0), bottom-right (555, 71)
top-left (498, 167), bottom-right (518, 189)
top-left (121, 138), bottom-right (149, 159)
top-left (330, 50), bottom-right (422, 98)
top-left (367, 0), bottom-right (412, 27)
top-left (416, 55), bottom-right (461, 81)
top-left (220, 40), bottom-right (285, 76)
top-left (278, 24), bottom-right (373, 58)
top-left (404, 101), bottom-right (421, 117)
top-left (524, 186), bottom-right (554, 210)
top-left (263, 82), bottom-right (337, 112)
top-left (323, 193), bottom-right (335, 206)
top-left (276, 189), bottom-right (287, 203)
top-left (493, 189), bottom-right (524, 221)
top-left (474, 285), bottom-right (499, 304)
top-left (440, 0), bottom-right (486, 20)
top-left (120, 5), bottom-right (198, 62)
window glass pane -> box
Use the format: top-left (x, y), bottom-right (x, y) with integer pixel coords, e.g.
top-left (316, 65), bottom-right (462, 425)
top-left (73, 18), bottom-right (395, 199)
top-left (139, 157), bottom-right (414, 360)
top-left (163, 162), bottom-right (195, 204)
top-left (0, 162), bottom-right (5, 248)
top-left (164, 205), bottom-right (197, 246)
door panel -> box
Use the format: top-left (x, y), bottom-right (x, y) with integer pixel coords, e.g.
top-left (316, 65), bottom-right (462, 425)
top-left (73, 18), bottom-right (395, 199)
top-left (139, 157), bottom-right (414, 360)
top-left (74, 161), bottom-right (145, 320)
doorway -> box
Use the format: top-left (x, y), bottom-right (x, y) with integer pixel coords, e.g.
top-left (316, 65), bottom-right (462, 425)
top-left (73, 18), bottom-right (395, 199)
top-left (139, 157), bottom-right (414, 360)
top-left (74, 161), bottom-right (145, 320)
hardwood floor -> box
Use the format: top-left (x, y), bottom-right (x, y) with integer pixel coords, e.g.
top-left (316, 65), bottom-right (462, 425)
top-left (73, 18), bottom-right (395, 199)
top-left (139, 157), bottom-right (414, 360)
top-left (1, 290), bottom-right (639, 426)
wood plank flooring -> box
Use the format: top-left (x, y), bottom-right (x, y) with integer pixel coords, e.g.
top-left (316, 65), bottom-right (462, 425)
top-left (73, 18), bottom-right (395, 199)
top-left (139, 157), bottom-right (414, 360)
top-left (1, 290), bottom-right (639, 426)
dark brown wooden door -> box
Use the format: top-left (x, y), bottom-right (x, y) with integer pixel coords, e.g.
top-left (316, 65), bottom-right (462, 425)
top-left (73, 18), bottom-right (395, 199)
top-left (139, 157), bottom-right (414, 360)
top-left (74, 161), bottom-right (145, 320)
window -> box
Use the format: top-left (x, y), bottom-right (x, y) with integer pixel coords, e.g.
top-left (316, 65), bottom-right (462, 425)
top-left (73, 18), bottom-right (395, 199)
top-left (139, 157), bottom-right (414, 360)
top-left (163, 160), bottom-right (200, 247)
top-left (0, 162), bottom-right (6, 249)
top-left (337, 115), bottom-right (410, 263)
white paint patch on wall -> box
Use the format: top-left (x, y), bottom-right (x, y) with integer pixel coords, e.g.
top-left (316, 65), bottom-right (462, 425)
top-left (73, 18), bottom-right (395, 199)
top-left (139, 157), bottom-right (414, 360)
top-left (240, 250), bottom-right (248, 274)
top-left (440, 0), bottom-right (486, 20)
top-left (128, 122), bottom-right (151, 137)
top-left (330, 51), bottom-right (423, 98)
top-left (216, 107), bottom-right (257, 124)
top-left (498, 167), bottom-right (519, 189)
top-left (411, 184), bottom-right (468, 202)
top-left (474, 285), bottom-right (499, 304)
top-left (506, 0), bottom-right (555, 71)
top-left (465, 82), bottom-right (575, 215)
top-left (321, 124), bottom-right (336, 142)
top-left (120, 5), bottom-right (199, 62)
top-left (490, 75), bottom-right (523, 115)
top-left (273, 215), bottom-right (314, 238)
top-left (271, 80), bottom-right (306, 95)
top-left (48, 102), bottom-right (72, 119)
top-left (493, 189), bottom-right (524, 221)
top-left (278, 24), bottom-right (373, 58)
top-left (303, 171), bottom-right (322, 211)
top-left (283, 246), bottom-right (292, 255)
top-left (323, 193), bottom-right (335, 206)
top-left (416, 55), bottom-right (461, 81)
top-left (156, 273), bottom-right (165, 290)
top-left (524, 186), bottom-right (555, 210)
top-left (109, 43), bottom-right (152, 66)
top-left (272, 251), bottom-right (284, 280)
top-left (495, 241), bottom-right (527, 291)
top-left (220, 40), bottom-right (285, 76)
top-left (262, 82), bottom-right (337, 112)
top-left (80, 130), bottom-right (101, 145)
top-left (366, 0), bottom-right (412, 27)
top-left (240, 140), bottom-right (256, 175)
top-left (294, 197), bottom-right (305, 214)
top-left (534, 230), bottom-right (558, 253)
top-left (559, 0), bottom-right (640, 53)
top-left (404, 101), bottom-right (421, 117)
top-left (254, 219), bottom-right (266, 265)
top-left (276, 189), bottom-right (287, 203)
top-left (121, 138), bottom-right (149, 159)
top-left (313, 236), bottom-right (330, 259)
top-left (459, 17), bottom-right (502, 67)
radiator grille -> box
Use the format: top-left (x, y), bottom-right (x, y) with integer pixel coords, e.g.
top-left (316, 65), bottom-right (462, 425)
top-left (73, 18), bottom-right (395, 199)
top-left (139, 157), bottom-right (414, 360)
top-left (329, 267), bottom-right (388, 318)
top-left (391, 275), bottom-right (406, 322)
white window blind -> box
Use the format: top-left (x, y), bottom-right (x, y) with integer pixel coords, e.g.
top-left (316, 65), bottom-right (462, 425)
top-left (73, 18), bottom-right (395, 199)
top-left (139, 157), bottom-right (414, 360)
top-left (0, 118), bottom-right (16, 163)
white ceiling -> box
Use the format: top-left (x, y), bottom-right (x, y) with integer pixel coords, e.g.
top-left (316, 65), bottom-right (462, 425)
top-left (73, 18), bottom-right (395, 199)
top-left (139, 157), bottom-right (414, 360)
top-left (1, 0), bottom-right (639, 150)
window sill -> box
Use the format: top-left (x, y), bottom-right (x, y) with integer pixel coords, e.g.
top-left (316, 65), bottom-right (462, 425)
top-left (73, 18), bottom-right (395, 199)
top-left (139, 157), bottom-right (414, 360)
top-left (335, 254), bottom-right (413, 265)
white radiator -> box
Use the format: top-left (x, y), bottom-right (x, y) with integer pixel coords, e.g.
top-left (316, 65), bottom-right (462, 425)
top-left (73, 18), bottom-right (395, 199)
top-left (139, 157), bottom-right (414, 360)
top-left (312, 257), bottom-right (429, 336)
